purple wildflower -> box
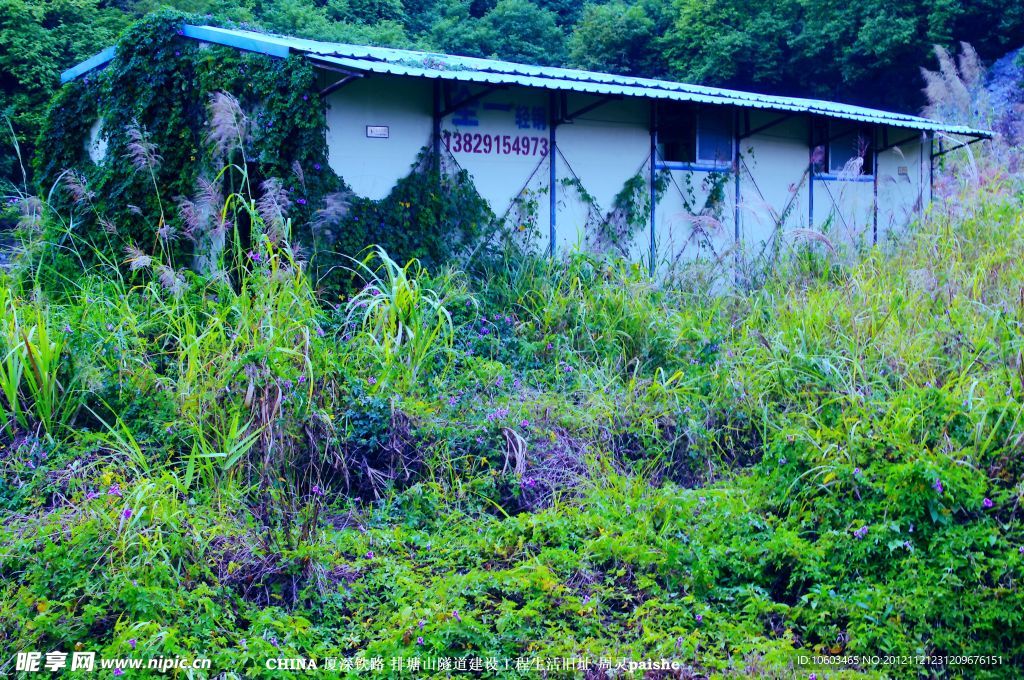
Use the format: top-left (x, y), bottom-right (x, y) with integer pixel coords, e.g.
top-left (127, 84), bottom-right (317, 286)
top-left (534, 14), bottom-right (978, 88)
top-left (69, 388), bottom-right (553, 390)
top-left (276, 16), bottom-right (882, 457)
top-left (314, 163), bottom-right (321, 171)
top-left (122, 508), bottom-right (132, 520)
top-left (853, 525), bottom-right (869, 540)
top-left (114, 669), bottom-right (124, 677)
top-left (520, 419), bottom-right (530, 428)
top-left (128, 639), bottom-right (136, 650)
top-left (311, 484), bottom-right (323, 497)
top-left (108, 484), bottom-right (122, 497)
top-left (365, 551), bottom-right (375, 559)
top-left (983, 498), bottom-right (994, 508)
top-left (452, 610), bottom-right (461, 622)
top-left (695, 614), bottom-right (703, 622)
top-left (495, 375), bottom-right (504, 388)
top-left (416, 636), bottom-right (424, 645)
top-left (486, 408), bottom-right (510, 422)
top-left (367, 376), bottom-right (377, 386)
top-left (418, 619), bottom-right (426, 629)
top-left (932, 479), bottom-right (943, 494)
top-left (248, 250), bottom-right (261, 263)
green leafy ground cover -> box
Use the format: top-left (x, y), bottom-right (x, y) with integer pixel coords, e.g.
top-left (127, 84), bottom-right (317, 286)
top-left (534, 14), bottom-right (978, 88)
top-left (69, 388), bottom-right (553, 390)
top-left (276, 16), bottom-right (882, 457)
top-left (1, 177), bottom-right (1023, 677)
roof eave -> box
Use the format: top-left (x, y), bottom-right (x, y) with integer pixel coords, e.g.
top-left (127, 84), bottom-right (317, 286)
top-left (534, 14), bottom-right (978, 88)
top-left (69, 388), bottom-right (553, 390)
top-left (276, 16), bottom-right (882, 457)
top-left (58, 24), bottom-right (995, 139)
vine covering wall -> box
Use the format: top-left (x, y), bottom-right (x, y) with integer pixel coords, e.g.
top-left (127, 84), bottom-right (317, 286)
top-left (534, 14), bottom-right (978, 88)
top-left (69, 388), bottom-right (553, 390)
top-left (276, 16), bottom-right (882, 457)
top-left (33, 11), bottom-right (494, 288)
top-left (34, 12), bottom-right (730, 286)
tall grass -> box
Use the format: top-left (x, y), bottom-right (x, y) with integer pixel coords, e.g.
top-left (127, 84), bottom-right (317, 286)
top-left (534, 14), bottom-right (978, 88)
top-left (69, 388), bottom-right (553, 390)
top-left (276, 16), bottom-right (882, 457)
top-left (0, 284), bottom-right (82, 437)
top-left (345, 246), bottom-right (458, 392)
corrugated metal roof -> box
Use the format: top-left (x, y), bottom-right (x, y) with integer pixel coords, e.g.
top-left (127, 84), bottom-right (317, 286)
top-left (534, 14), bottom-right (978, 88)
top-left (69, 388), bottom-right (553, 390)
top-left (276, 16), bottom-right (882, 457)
top-left (62, 23), bottom-right (992, 138)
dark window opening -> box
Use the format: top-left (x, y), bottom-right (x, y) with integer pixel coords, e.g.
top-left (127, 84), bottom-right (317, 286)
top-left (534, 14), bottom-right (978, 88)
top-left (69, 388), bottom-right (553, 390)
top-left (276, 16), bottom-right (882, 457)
top-left (657, 105), bottom-right (733, 167)
top-left (696, 112), bottom-right (732, 165)
top-left (828, 123), bottom-right (874, 176)
top-left (657, 106), bottom-right (696, 164)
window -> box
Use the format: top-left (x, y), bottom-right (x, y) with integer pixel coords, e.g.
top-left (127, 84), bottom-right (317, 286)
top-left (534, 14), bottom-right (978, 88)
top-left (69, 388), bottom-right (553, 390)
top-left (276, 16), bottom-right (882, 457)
top-left (828, 123), bottom-right (874, 176)
top-left (696, 112), bottom-right (732, 166)
top-left (657, 106), bottom-right (696, 164)
top-left (657, 105), bottom-right (733, 168)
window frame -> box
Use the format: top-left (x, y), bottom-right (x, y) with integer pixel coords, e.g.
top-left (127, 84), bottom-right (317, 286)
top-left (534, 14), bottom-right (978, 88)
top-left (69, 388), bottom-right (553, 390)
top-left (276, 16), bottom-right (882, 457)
top-left (694, 109), bottom-right (734, 168)
top-left (655, 104), bottom-right (734, 171)
top-left (825, 122), bottom-right (875, 178)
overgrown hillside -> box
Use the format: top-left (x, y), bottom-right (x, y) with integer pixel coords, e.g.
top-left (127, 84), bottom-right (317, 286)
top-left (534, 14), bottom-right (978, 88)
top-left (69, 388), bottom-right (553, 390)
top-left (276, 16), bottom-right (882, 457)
top-left (0, 141), bottom-right (1022, 677)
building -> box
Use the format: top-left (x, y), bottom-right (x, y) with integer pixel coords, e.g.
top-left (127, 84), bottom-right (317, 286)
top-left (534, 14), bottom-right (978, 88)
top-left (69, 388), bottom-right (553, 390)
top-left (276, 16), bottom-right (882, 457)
top-left (62, 25), bottom-right (992, 271)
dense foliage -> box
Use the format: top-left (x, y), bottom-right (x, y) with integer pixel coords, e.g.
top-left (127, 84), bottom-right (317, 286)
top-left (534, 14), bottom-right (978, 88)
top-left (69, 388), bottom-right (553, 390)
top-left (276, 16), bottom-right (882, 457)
top-left (3, 0), bottom-right (1024, 185)
top-left (1, 117), bottom-right (1022, 676)
top-left (28, 11), bottom-right (494, 291)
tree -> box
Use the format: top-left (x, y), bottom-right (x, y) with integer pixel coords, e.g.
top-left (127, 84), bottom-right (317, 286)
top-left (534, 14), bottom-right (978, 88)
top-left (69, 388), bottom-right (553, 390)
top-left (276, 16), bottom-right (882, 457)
top-left (479, 0), bottom-right (565, 65)
top-left (0, 0), bottom-right (131, 186)
top-left (663, 0), bottom-right (801, 89)
top-left (568, 2), bottom-right (659, 76)
top-left (429, 0), bottom-right (565, 65)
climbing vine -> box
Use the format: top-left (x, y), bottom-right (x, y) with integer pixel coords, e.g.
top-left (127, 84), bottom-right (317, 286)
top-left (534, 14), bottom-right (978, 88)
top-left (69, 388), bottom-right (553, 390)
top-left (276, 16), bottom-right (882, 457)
top-left (32, 10), bottom-right (493, 290)
top-left (595, 169), bottom-right (671, 255)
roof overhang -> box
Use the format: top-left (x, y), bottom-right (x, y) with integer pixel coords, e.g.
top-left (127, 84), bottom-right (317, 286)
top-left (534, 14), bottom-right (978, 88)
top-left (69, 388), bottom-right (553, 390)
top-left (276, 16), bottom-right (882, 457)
top-left (60, 23), bottom-right (994, 140)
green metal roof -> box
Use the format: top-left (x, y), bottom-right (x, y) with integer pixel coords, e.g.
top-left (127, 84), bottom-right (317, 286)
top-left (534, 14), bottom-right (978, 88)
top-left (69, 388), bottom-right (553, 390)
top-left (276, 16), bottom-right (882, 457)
top-left (61, 23), bottom-right (992, 139)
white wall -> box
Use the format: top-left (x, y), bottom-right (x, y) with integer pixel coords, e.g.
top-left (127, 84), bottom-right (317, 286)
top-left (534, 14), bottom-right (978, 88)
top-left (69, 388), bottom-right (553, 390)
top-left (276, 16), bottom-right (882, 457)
top-left (553, 95), bottom-right (651, 260)
top-left (87, 118), bottom-right (108, 164)
top-left (324, 76), bottom-right (433, 200)
top-left (319, 70), bottom-right (934, 267)
top-left (437, 84), bottom-right (554, 254)
top-left (738, 113), bottom-right (810, 260)
top-left (876, 131), bottom-right (927, 243)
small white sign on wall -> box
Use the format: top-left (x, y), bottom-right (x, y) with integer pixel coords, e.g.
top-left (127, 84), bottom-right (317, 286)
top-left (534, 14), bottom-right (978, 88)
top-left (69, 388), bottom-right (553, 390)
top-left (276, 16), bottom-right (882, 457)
top-left (366, 125), bottom-right (390, 139)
